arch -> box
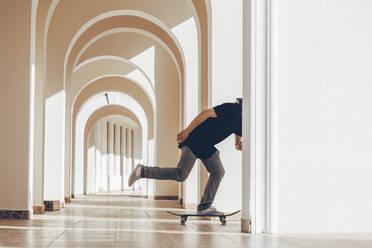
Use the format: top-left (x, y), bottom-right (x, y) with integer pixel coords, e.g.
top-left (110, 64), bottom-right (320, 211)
top-left (73, 92), bottom-right (148, 195)
top-left (72, 56), bottom-right (156, 108)
top-left (40, 0), bottom-right (206, 201)
top-left (71, 77), bottom-right (154, 195)
top-left (73, 28), bottom-right (181, 84)
top-left (83, 105), bottom-right (142, 194)
top-left (64, 11), bottom-right (186, 93)
top-left (72, 76), bottom-right (154, 139)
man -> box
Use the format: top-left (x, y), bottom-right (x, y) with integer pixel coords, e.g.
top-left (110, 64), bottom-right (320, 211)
top-left (128, 98), bottom-right (243, 214)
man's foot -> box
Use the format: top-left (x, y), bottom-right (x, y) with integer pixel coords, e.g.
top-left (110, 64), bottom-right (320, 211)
top-left (197, 205), bottom-right (217, 215)
top-left (128, 164), bottom-right (144, 187)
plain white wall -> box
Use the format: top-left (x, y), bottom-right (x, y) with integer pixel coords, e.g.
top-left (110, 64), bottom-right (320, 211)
top-left (270, 0), bottom-right (372, 233)
top-left (210, 0), bottom-right (243, 212)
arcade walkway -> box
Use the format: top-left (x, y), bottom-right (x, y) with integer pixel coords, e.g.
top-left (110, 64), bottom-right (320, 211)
top-left (0, 195), bottom-right (370, 247)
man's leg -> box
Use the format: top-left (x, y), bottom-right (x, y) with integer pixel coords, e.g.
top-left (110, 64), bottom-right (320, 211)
top-left (198, 151), bottom-right (225, 211)
top-left (129, 146), bottom-right (197, 186)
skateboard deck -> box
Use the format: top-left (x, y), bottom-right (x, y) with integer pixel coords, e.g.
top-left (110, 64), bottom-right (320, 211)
top-left (167, 210), bottom-right (241, 225)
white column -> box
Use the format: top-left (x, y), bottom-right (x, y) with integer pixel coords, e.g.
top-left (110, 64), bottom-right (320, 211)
top-left (114, 124), bottom-right (120, 175)
top-left (120, 126), bottom-right (127, 190)
top-left (101, 121), bottom-right (108, 191)
top-left (126, 129), bottom-right (133, 189)
top-left (95, 121), bottom-right (102, 193)
top-left (86, 130), bottom-right (96, 194)
top-left (133, 129), bottom-right (145, 193)
top-left (44, 91), bottom-right (65, 203)
top-left (107, 122), bottom-right (114, 190)
top-left (33, 73), bottom-right (45, 209)
top-left (132, 129), bottom-right (138, 191)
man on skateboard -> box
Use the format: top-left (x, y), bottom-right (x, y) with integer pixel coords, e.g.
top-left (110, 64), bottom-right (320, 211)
top-left (128, 98), bottom-right (243, 214)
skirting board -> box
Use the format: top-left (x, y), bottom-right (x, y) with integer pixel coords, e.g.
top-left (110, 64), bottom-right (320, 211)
top-left (0, 210), bottom-right (30, 219)
top-left (154, 196), bottom-right (178, 200)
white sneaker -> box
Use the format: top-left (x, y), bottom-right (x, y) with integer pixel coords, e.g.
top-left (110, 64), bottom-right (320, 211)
top-left (128, 164), bottom-right (144, 187)
top-left (197, 206), bottom-right (217, 215)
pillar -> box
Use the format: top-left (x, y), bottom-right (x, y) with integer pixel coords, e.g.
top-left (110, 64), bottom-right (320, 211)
top-left (126, 129), bottom-right (133, 189)
top-left (114, 124), bottom-right (120, 175)
top-left (101, 121), bottom-right (108, 191)
top-left (0, 0), bottom-right (33, 219)
top-left (86, 130), bottom-right (96, 194)
top-left (242, 0), bottom-right (252, 233)
top-left (95, 121), bottom-right (102, 193)
top-left (107, 122), bottom-right (114, 190)
top-left (120, 126), bottom-right (127, 190)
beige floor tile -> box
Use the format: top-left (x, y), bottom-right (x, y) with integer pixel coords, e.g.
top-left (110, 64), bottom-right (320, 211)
top-left (0, 194), bottom-right (371, 248)
top-left (282, 237), bottom-right (366, 248)
top-left (115, 232), bottom-right (176, 247)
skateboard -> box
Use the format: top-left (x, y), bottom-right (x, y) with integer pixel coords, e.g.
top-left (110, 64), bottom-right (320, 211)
top-left (167, 210), bottom-right (241, 225)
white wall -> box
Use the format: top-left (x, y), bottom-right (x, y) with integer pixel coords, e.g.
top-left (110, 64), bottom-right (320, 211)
top-left (211, 0), bottom-right (243, 212)
top-left (172, 17), bottom-right (199, 204)
top-left (270, 0), bottom-right (372, 233)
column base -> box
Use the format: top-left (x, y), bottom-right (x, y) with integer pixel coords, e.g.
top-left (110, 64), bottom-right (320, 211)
top-left (154, 195), bottom-right (178, 200)
top-left (0, 210), bottom-right (30, 219)
top-left (33, 205), bottom-right (45, 214)
top-left (44, 200), bottom-right (61, 211)
top-left (241, 218), bottom-right (252, 233)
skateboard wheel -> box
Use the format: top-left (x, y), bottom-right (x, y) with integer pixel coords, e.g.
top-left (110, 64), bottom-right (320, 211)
top-left (219, 217), bottom-right (226, 225)
top-left (181, 218), bottom-right (186, 225)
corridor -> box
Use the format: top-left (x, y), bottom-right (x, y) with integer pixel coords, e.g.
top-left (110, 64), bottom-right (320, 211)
top-left (0, 195), bottom-right (371, 248)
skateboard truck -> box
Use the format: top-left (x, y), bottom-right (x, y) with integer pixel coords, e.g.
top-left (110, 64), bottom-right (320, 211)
top-left (167, 210), bottom-right (241, 225)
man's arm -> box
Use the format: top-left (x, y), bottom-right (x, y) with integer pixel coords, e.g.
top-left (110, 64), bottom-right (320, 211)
top-left (177, 109), bottom-right (217, 144)
top-left (235, 135), bottom-right (242, 151)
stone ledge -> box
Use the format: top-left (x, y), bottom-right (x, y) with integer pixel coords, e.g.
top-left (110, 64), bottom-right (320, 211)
top-left (44, 200), bottom-right (61, 211)
top-left (154, 195), bottom-right (178, 200)
top-left (33, 205), bottom-right (45, 214)
top-left (0, 210), bottom-right (30, 219)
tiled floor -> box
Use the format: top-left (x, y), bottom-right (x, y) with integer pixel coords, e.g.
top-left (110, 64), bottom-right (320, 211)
top-left (0, 194), bottom-right (371, 247)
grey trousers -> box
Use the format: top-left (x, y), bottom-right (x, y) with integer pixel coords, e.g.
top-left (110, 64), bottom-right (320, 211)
top-left (142, 146), bottom-right (225, 208)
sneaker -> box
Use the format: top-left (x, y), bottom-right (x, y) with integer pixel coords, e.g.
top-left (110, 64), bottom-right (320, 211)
top-left (128, 164), bottom-right (144, 187)
top-left (197, 205), bottom-right (217, 215)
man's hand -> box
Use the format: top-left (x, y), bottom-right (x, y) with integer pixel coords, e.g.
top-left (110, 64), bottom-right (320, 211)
top-left (235, 135), bottom-right (242, 151)
top-left (235, 140), bottom-right (242, 151)
top-left (177, 129), bottom-right (190, 144)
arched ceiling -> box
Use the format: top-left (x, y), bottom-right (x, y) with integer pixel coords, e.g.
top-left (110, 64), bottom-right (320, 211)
top-left (38, 0), bottom-right (209, 101)
top-left (72, 57), bottom-right (155, 108)
top-left (65, 13), bottom-right (185, 92)
top-left (85, 105), bottom-right (142, 141)
top-left (45, 2), bottom-right (193, 97)
top-left (73, 76), bottom-right (154, 140)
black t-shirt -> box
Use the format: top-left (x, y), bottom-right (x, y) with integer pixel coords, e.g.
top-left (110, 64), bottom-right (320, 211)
top-left (179, 102), bottom-right (242, 159)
